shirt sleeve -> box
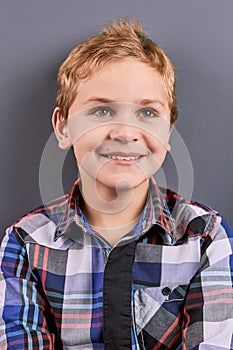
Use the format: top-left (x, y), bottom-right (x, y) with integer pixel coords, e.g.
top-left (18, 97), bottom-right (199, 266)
top-left (0, 227), bottom-right (57, 349)
top-left (182, 214), bottom-right (233, 350)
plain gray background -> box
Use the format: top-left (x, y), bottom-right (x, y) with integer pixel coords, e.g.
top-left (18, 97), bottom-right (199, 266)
top-left (0, 0), bottom-right (232, 240)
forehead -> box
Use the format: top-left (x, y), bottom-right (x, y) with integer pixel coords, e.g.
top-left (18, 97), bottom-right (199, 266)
top-left (69, 58), bottom-right (169, 114)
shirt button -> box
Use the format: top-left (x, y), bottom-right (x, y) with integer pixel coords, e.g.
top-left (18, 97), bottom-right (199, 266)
top-left (162, 287), bottom-right (171, 296)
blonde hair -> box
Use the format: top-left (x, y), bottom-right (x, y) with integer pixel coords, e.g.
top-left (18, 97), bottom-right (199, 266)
top-left (56, 18), bottom-right (178, 124)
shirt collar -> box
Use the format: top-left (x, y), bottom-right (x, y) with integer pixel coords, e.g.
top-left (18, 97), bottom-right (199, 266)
top-left (54, 177), bottom-right (177, 244)
top-left (138, 177), bottom-right (176, 243)
top-left (54, 179), bottom-right (82, 242)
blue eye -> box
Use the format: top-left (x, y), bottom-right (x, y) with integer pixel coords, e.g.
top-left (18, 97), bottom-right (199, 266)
top-left (90, 106), bottom-right (113, 117)
top-left (139, 108), bottom-right (158, 118)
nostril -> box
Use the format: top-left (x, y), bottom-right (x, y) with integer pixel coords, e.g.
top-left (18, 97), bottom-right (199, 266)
top-left (110, 137), bottom-right (138, 144)
top-left (109, 132), bottom-right (140, 143)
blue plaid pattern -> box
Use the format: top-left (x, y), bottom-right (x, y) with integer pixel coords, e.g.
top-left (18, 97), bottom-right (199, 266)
top-left (0, 178), bottom-right (232, 349)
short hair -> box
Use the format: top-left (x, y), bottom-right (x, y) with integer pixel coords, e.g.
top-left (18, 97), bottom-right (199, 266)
top-left (56, 18), bottom-right (178, 125)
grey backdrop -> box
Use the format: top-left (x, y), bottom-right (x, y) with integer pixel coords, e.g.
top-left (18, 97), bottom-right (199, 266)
top-left (0, 0), bottom-right (232, 240)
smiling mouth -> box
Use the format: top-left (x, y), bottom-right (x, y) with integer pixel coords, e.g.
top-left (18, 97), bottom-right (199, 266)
top-left (100, 153), bottom-right (144, 161)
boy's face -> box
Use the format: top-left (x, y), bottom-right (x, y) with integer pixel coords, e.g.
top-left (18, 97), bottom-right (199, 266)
top-left (55, 58), bottom-right (172, 194)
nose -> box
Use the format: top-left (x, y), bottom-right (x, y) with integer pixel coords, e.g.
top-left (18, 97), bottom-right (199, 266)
top-left (109, 124), bottom-right (141, 142)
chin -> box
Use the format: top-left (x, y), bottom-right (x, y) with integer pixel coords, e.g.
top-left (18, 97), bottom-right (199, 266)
top-left (98, 176), bottom-right (149, 192)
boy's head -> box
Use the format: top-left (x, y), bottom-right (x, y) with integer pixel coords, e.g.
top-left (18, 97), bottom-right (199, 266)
top-left (56, 18), bottom-right (178, 126)
top-left (52, 18), bottom-right (178, 205)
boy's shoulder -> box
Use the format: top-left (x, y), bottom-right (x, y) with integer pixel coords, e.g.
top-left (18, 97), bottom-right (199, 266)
top-left (160, 186), bottom-right (218, 217)
top-left (10, 193), bottom-right (71, 247)
top-left (158, 186), bottom-right (223, 240)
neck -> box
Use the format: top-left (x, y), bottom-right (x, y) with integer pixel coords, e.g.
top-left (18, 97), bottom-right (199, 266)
top-left (79, 177), bottom-right (149, 245)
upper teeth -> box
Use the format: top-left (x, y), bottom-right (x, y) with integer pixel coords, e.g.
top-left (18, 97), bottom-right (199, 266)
top-left (107, 155), bottom-right (140, 160)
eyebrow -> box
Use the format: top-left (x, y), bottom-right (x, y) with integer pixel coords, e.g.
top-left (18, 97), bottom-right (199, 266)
top-left (83, 97), bottom-right (115, 105)
top-left (138, 98), bottom-right (166, 108)
top-left (83, 97), bottom-right (167, 108)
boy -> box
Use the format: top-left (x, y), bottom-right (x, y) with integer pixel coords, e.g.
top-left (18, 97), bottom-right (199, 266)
top-left (0, 19), bottom-right (232, 349)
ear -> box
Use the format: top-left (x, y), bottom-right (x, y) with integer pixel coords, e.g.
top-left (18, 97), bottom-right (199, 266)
top-left (52, 107), bottom-right (72, 150)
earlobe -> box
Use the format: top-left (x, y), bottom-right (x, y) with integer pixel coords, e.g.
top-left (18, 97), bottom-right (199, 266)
top-left (52, 107), bottom-right (72, 150)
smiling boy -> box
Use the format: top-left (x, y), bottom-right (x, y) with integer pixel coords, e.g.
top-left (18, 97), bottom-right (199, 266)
top-left (53, 57), bottom-right (172, 247)
top-left (0, 19), bottom-right (233, 349)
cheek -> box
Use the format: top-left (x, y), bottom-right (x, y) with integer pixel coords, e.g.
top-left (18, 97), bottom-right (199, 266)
top-left (72, 130), bottom-right (104, 165)
top-left (144, 118), bottom-right (171, 151)
top-left (146, 136), bottom-right (168, 167)
top-left (146, 133), bottom-right (167, 152)
top-left (73, 138), bottom-right (91, 165)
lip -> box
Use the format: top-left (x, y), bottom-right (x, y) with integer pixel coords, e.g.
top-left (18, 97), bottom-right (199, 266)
top-left (96, 140), bottom-right (149, 156)
top-left (98, 152), bottom-right (146, 166)
top-left (99, 152), bottom-right (145, 158)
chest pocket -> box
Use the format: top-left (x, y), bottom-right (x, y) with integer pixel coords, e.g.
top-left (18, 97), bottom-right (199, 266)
top-left (133, 285), bottom-right (187, 349)
top-left (134, 284), bottom-right (186, 331)
top-left (132, 241), bottom-right (200, 348)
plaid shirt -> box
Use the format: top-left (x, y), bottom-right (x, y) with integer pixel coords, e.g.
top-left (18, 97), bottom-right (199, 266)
top-left (0, 178), bottom-right (233, 349)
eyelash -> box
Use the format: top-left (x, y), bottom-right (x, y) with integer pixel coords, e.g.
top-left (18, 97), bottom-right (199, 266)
top-left (89, 105), bottom-right (159, 119)
top-left (138, 108), bottom-right (159, 119)
top-left (90, 106), bottom-right (114, 117)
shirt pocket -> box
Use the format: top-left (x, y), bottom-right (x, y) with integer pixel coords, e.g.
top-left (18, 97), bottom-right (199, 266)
top-left (134, 284), bottom-right (187, 339)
